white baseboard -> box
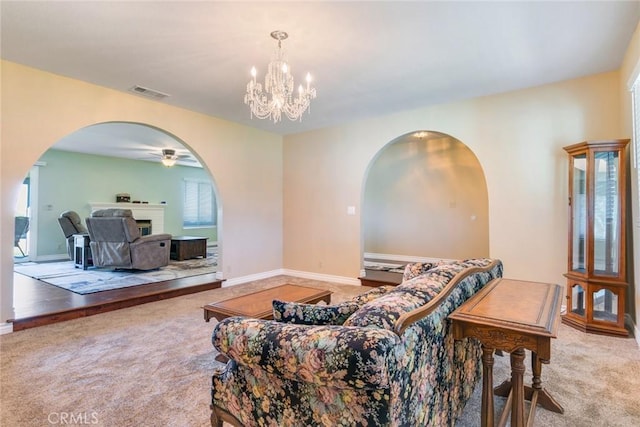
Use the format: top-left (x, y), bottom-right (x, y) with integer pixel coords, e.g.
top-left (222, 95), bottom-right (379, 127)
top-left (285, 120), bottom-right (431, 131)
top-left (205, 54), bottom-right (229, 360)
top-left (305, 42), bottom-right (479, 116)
top-left (0, 322), bottom-right (14, 335)
top-left (625, 314), bottom-right (640, 347)
top-left (33, 253), bottom-right (69, 262)
top-left (364, 252), bottom-right (454, 263)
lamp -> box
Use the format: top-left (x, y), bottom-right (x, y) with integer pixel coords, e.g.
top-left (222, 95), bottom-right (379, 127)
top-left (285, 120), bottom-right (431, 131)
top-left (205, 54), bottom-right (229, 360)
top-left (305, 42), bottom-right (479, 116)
top-left (244, 31), bottom-right (316, 123)
top-left (161, 149), bottom-right (178, 167)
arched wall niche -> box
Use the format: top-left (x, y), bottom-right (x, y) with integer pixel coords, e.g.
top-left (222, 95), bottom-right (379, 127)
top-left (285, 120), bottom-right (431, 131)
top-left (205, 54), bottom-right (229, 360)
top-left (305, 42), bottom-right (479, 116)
top-left (361, 130), bottom-right (489, 262)
top-left (11, 120), bottom-right (223, 302)
top-left (2, 62), bottom-right (286, 328)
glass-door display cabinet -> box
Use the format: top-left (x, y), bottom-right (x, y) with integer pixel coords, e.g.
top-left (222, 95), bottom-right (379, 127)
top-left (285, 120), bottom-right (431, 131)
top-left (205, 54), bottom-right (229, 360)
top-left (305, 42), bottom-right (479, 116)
top-left (563, 139), bottom-right (630, 336)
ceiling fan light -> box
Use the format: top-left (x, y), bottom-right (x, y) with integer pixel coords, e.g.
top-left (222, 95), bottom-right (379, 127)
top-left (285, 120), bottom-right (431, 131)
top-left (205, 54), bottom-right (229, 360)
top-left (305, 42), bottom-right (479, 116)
top-left (161, 157), bottom-right (177, 167)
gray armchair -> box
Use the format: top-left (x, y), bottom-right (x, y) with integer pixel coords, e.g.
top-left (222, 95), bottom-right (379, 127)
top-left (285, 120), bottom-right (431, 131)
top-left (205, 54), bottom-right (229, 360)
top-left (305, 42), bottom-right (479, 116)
top-left (14, 216), bottom-right (30, 257)
top-left (86, 209), bottom-right (171, 270)
top-left (58, 210), bottom-right (88, 260)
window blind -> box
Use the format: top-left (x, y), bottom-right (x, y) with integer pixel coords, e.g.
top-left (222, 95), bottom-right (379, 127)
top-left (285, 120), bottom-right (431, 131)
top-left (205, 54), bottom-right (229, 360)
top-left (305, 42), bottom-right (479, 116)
top-left (183, 179), bottom-right (215, 227)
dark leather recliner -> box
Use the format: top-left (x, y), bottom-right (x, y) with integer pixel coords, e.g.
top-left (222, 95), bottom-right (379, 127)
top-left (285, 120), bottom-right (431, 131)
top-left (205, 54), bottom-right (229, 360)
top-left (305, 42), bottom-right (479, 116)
top-left (85, 208), bottom-right (171, 270)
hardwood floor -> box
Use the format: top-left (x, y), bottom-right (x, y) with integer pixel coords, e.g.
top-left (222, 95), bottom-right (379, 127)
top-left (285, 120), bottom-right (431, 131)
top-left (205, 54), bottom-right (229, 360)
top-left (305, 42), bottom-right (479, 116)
top-left (10, 271), bottom-right (222, 331)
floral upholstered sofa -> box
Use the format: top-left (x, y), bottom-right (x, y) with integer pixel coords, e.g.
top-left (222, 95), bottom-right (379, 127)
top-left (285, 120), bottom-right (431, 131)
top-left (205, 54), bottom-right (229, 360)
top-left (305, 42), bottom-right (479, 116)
top-left (210, 258), bottom-right (503, 426)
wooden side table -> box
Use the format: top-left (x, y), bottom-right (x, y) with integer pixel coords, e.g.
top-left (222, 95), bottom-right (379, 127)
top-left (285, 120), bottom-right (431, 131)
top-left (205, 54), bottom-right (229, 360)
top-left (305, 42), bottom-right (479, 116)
top-left (170, 236), bottom-right (208, 261)
top-left (73, 233), bottom-right (92, 270)
top-left (449, 278), bottom-right (564, 427)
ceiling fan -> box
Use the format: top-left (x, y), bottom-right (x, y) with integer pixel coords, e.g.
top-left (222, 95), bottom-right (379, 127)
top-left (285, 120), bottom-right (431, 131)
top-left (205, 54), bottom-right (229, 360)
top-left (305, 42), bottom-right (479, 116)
top-left (136, 148), bottom-right (199, 167)
top-left (160, 148), bottom-right (180, 167)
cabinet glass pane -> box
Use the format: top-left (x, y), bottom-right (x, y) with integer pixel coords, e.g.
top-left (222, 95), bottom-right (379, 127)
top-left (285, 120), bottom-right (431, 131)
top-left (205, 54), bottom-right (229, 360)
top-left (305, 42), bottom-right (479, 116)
top-left (571, 283), bottom-right (585, 316)
top-left (593, 288), bottom-right (618, 323)
top-left (571, 154), bottom-right (587, 272)
top-left (593, 151), bottom-right (619, 275)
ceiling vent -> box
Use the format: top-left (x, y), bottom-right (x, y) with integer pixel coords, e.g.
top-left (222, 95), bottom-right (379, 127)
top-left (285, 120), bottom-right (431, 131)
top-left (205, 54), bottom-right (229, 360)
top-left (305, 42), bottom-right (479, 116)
top-left (128, 85), bottom-right (170, 100)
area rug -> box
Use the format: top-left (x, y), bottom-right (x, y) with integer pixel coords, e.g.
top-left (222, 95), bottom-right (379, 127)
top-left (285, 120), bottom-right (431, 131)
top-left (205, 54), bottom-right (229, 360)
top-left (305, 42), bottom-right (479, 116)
top-left (14, 252), bottom-right (217, 295)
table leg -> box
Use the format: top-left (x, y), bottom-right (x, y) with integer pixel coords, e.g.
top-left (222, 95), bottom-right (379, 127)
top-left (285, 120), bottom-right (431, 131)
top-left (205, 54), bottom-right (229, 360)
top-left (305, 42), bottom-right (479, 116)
top-left (524, 353), bottom-right (564, 415)
top-left (481, 345), bottom-right (495, 427)
top-left (510, 348), bottom-right (526, 427)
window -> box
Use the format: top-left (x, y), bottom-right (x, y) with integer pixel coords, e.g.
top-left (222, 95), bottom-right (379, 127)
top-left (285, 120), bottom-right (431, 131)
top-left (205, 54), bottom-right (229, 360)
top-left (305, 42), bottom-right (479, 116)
top-left (16, 176), bottom-right (30, 216)
top-left (183, 179), bottom-right (216, 228)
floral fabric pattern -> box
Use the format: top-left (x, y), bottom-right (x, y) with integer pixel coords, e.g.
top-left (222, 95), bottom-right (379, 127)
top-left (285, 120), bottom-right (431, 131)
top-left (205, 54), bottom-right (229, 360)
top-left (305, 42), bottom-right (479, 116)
top-left (272, 300), bottom-right (361, 325)
top-left (271, 286), bottom-right (393, 326)
top-left (213, 320), bottom-right (399, 389)
top-left (402, 261), bottom-right (442, 281)
top-left (350, 285), bottom-right (395, 305)
top-left (344, 259), bottom-right (499, 330)
top-left (211, 258), bottom-right (503, 426)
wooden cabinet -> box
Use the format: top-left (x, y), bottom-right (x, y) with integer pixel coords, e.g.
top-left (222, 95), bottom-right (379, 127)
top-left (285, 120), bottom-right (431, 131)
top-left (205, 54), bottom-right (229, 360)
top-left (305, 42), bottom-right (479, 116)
top-left (562, 139), bottom-right (630, 336)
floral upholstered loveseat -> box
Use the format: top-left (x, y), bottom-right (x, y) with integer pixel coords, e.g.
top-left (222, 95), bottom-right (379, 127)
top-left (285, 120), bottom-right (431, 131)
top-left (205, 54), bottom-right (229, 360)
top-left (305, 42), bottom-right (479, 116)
top-left (210, 258), bottom-right (503, 426)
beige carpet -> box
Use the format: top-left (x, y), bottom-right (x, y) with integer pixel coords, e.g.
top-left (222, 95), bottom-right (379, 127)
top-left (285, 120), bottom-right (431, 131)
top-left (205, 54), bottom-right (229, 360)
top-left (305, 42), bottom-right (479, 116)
top-left (1, 275), bottom-right (639, 426)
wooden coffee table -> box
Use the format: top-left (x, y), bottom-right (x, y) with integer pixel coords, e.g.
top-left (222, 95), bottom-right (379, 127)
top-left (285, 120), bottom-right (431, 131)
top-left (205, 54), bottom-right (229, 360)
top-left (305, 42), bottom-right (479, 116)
top-left (203, 284), bottom-right (332, 322)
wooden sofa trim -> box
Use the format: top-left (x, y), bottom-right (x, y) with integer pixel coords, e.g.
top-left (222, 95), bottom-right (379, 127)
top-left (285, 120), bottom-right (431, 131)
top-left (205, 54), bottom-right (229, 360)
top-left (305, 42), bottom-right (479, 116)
top-left (393, 259), bottom-right (501, 336)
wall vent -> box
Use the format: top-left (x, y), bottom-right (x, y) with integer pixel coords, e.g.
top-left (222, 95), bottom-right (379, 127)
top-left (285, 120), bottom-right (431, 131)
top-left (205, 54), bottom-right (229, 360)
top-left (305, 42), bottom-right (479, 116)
top-left (128, 85), bottom-right (171, 100)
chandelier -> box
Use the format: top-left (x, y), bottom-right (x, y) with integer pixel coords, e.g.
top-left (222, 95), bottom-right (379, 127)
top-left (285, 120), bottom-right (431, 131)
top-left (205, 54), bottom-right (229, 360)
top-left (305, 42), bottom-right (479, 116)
top-left (244, 31), bottom-right (316, 123)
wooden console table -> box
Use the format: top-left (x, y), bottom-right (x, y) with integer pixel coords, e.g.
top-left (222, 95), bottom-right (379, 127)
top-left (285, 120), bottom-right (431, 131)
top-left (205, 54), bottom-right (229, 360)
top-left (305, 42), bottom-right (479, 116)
top-left (449, 278), bottom-right (564, 427)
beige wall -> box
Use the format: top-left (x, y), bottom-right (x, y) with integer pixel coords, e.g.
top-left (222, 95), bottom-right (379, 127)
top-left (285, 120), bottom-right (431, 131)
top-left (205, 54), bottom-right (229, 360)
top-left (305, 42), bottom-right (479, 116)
top-left (363, 133), bottom-right (489, 259)
top-left (1, 61), bottom-right (283, 323)
top-left (284, 71), bottom-right (623, 288)
top-left (620, 20), bottom-right (640, 337)
top-left (2, 58), bottom-right (634, 328)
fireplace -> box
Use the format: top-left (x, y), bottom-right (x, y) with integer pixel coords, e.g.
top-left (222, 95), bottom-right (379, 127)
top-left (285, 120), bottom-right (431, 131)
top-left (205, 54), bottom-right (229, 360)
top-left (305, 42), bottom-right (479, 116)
top-left (89, 202), bottom-right (166, 234)
top-left (136, 219), bottom-right (152, 236)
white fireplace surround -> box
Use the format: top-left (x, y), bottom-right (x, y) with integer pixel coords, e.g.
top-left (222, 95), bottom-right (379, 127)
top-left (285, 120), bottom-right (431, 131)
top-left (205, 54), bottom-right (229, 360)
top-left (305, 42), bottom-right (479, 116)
top-left (89, 202), bottom-right (166, 234)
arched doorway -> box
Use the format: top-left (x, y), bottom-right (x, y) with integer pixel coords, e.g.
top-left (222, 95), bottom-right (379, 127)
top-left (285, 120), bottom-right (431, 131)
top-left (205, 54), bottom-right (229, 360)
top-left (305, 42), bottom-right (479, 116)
top-left (11, 121), bottom-right (222, 329)
top-left (361, 130), bottom-right (489, 274)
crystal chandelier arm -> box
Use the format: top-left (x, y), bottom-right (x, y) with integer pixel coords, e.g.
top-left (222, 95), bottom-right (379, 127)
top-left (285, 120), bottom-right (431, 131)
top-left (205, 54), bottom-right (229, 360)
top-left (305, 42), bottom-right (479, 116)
top-left (281, 87), bottom-right (316, 121)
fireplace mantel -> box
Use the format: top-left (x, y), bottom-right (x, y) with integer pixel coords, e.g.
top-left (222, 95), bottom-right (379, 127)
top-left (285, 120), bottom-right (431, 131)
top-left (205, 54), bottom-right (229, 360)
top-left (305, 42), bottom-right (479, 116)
top-left (89, 202), bottom-right (166, 234)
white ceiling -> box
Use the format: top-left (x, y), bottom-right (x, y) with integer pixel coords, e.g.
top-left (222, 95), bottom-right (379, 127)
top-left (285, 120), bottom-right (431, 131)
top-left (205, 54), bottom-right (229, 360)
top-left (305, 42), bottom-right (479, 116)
top-left (2, 1), bottom-right (639, 163)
